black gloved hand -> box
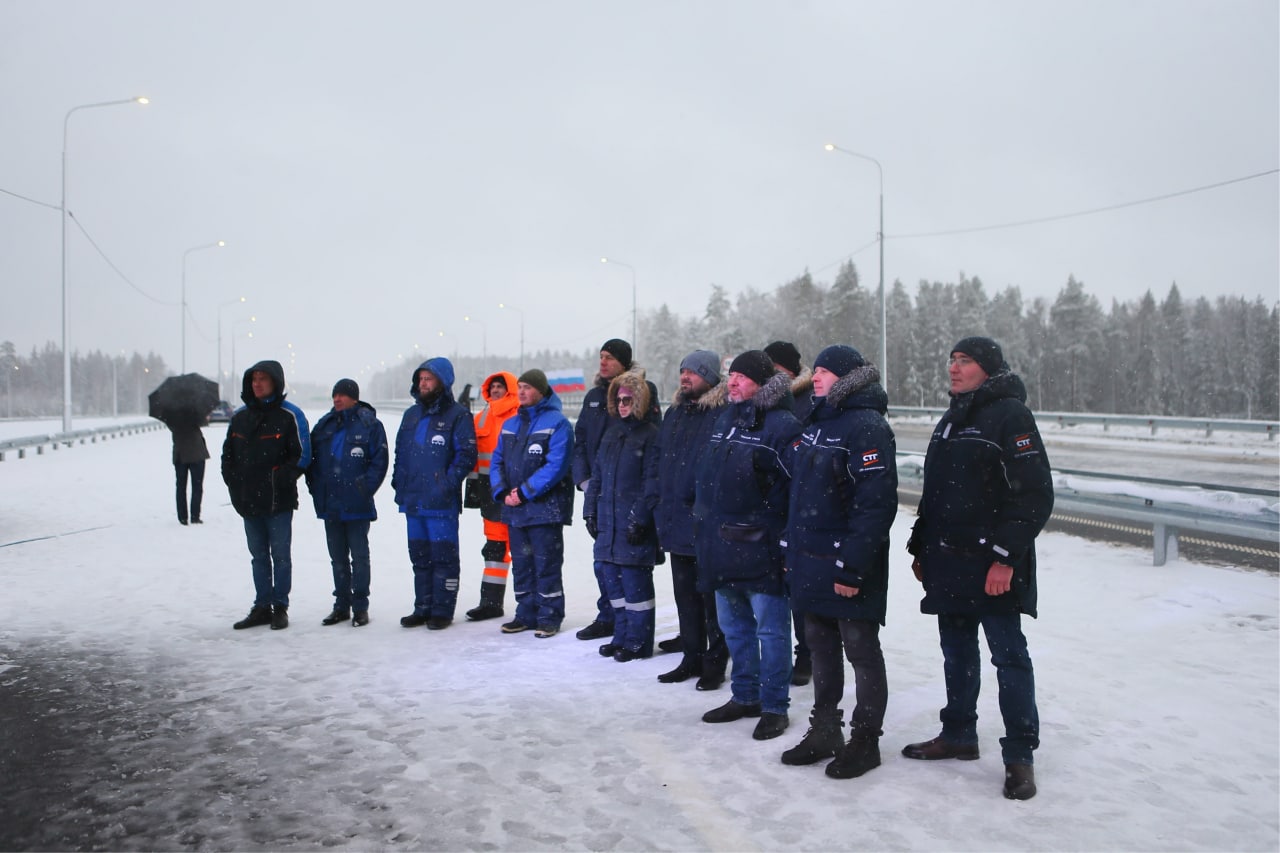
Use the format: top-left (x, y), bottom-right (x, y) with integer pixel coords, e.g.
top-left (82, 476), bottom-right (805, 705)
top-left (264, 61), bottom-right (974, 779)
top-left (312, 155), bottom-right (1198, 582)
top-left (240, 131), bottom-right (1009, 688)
top-left (625, 521), bottom-right (648, 545)
top-left (585, 516), bottom-right (599, 540)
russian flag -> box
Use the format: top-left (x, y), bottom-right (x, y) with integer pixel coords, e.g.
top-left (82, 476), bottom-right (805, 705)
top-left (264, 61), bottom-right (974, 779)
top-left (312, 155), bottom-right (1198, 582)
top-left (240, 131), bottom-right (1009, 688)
top-left (545, 368), bottom-right (586, 393)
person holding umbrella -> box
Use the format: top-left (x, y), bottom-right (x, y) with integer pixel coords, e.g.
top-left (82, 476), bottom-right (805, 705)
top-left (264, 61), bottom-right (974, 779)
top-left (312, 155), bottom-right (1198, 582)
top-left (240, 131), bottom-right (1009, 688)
top-left (172, 423), bottom-right (209, 525)
top-left (148, 372), bottom-right (220, 526)
top-left (222, 360), bottom-right (311, 631)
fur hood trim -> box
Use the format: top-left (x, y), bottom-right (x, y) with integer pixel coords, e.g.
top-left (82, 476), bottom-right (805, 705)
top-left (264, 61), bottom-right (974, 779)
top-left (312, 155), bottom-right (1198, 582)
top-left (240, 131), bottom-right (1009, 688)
top-left (824, 364), bottom-right (883, 408)
top-left (789, 366), bottom-right (814, 398)
top-left (607, 368), bottom-right (651, 418)
top-left (752, 371), bottom-right (795, 412)
top-left (671, 378), bottom-right (728, 411)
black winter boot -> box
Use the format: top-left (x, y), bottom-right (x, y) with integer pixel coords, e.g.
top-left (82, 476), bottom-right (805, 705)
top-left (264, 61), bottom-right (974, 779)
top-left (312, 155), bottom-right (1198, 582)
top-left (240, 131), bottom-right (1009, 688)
top-left (233, 606), bottom-right (272, 630)
top-left (826, 734), bottom-right (882, 779)
top-left (466, 581), bottom-right (506, 621)
top-left (781, 711), bottom-right (845, 766)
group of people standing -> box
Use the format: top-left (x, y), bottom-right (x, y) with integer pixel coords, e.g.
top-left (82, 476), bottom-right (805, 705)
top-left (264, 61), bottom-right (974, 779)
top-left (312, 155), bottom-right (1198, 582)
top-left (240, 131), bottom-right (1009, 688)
top-left (208, 329), bottom-right (1053, 801)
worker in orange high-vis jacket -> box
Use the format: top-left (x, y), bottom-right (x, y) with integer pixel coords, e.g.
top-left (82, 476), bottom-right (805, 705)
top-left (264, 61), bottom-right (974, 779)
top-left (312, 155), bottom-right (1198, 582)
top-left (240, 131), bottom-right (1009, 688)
top-left (464, 371), bottom-right (521, 620)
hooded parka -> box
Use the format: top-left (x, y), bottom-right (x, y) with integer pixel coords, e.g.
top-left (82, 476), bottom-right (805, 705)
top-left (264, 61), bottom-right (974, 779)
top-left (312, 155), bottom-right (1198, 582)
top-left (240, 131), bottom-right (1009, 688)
top-left (221, 360), bottom-right (312, 518)
top-left (471, 371), bottom-right (520, 522)
top-left (392, 358), bottom-right (478, 517)
top-left (572, 366), bottom-right (662, 490)
top-left (784, 365), bottom-right (897, 624)
top-left (907, 370), bottom-right (1054, 617)
top-left (585, 370), bottom-right (661, 566)
top-left (692, 372), bottom-right (803, 595)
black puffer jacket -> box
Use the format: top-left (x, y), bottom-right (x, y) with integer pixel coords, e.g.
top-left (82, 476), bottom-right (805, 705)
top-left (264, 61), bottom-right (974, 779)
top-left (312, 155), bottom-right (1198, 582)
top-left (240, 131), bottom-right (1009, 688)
top-left (221, 360), bottom-right (311, 518)
top-left (907, 370), bottom-right (1054, 617)
top-left (692, 373), bottom-right (802, 595)
top-left (784, 366), bottom-right (897, 623)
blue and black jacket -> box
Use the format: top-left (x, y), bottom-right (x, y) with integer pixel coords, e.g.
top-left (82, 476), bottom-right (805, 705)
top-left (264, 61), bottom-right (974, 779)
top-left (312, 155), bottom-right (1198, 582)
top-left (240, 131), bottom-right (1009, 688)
top-left (391, 358), bottom-right (478, 517)
top-left (491, 390), bottom-right (575, 528)
top-left (221, 359), bottom-right (311, 518)
top-left (307, 400), bottom-right (389, 522)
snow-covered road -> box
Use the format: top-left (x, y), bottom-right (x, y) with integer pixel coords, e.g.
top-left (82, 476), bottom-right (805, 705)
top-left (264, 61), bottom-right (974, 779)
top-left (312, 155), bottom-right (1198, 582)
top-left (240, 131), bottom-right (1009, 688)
top-left (0, 423), bottom-right (1277, 851)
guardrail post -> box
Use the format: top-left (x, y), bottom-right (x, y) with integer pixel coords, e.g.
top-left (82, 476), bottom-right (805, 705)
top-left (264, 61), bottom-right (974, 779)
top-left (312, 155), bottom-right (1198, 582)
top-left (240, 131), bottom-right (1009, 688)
top-left (1149, 419), bottom-right (1158, 436)
top-left (1152, 522), bottom-right (1179, 566)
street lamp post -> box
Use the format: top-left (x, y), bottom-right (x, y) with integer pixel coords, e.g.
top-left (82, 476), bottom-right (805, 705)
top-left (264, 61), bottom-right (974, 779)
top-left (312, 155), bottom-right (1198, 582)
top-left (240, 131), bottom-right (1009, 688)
top-left (824, 143), bottom-right (886, 390)
top-left (217, 296), bottom-right (246, 401)
top-left (497, 302), bottom-right (525, 373)
top-left (600, 257), bottom-right (637, 353)
top-left (181, 241), bottom-right (225, 373)
top-left (463, 315), bottom-right (487, 379)
top-left (61, 96), bottom-right (149, 433)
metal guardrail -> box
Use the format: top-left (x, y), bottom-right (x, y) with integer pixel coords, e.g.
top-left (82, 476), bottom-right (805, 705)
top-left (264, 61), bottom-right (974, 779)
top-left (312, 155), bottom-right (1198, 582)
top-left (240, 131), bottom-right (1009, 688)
top-left (897, 456), bottom-right (1279, 568)
top-left (0, 420), bottom-right (165, 461)
top-left (889, 406), bottom-right (1278, 440)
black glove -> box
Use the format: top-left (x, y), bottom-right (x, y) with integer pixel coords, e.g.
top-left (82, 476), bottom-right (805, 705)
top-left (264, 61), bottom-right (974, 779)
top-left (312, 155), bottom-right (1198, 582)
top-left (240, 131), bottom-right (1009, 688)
top-left (625, 521), bottom-right (648, 546)
top-left (585, 516), bottom-right (599, 540)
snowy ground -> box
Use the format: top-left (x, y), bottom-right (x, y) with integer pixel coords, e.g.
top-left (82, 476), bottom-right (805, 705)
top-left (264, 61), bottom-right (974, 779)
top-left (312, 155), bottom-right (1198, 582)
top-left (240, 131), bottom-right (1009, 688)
top-left (1, 419), bottom-right (1277, 851)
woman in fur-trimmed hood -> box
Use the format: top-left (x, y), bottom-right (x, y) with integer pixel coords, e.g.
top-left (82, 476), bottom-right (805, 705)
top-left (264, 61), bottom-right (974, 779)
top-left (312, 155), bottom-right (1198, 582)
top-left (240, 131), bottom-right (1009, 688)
top-left (584, 368), bottom-right (662, 659)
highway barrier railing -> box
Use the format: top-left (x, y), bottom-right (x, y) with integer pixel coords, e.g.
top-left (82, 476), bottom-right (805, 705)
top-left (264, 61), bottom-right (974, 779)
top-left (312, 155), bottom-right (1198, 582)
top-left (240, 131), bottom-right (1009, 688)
top-left (889, 407), bottom-right (1277, 440)
top-left (0, 421), bottom-right (165, 461)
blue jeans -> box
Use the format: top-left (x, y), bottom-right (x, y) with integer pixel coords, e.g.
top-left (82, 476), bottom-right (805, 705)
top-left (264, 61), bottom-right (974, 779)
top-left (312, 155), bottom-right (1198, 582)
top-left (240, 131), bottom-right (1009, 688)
top-left (509, 524), bottom-right (565, 630)
top-left (406, 515), bottom-right (461, 619)
top-left (244, 511), bottom-right (293, 609)
top-left (715, 588), bottom-right (792, 715)
top-left (325, 519), bottom-right (372, 612)
top-left (937, 612), bottom-right (1040, 764)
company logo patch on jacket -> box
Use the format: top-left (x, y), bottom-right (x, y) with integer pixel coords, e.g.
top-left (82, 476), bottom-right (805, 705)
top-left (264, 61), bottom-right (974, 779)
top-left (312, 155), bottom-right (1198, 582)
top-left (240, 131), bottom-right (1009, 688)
top-left (431, 434), bottom-right (446, 447)
top-left (527, 444), bottom-right (544, 455)
top-left (1011, 433), bottom-right (1041, 458)
top-left (861, 448), bottom-right (884, 469)
top-left (349, 446), bottom-right (366, 458)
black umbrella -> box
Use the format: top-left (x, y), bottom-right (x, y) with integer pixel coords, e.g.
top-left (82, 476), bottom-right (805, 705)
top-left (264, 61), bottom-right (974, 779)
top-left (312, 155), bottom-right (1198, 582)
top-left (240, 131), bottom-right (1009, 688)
top-left (149, 373), bottom-right (220, 429)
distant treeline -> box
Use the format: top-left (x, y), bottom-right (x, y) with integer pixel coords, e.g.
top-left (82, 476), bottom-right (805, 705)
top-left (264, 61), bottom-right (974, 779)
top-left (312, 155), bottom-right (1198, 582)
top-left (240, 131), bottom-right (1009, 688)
top-left (10, 267), bottom-right (1277, 421)
top-left (0, 341), bottom-right (168, 418)
top-left (635, 264), bottom-right (1279, 420)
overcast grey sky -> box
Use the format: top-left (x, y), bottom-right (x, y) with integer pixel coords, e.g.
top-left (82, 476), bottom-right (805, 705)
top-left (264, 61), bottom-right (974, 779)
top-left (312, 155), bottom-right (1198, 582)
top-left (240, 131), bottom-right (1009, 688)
top-left (2, 0), bottom-right (1276, 388)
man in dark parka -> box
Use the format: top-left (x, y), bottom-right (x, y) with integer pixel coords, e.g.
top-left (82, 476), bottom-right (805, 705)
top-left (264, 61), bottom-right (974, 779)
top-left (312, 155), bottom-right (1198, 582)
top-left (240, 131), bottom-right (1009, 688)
top-left (904, 336), bottom-right (1054, 801)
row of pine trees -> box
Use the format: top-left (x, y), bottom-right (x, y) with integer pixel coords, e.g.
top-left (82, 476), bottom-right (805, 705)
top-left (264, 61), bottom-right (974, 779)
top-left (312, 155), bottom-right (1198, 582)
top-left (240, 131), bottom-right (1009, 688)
top-left (636, 264), bottom-right (1279, 419)
top-left (5, 266), bottom-right (1277, 420)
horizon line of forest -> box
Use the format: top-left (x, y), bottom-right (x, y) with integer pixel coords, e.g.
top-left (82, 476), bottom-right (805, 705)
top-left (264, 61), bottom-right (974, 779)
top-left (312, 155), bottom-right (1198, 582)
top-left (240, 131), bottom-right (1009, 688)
top-left (4, 266), bottom-right (1277, 420)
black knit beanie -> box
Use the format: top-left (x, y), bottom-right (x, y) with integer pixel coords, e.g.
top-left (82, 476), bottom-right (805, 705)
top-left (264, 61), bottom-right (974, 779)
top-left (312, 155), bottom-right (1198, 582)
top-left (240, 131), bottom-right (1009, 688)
top-left (601, 339), bottom-right (633, 369)
top-left (763, 340), bottom-right (802, 377)
top-left (813, 345), bottom-right (866, 378)
top-left (728, 350), bottom-right (777, 387)
top-left (952, 336), bottom-right (1007, 376)
top-left (331, 378), bottom-right (360, 400)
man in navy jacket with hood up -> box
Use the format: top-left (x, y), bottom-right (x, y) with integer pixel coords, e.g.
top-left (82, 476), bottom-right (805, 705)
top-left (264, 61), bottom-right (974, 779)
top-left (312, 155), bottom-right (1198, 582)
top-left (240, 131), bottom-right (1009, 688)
top-left (392, 357), bottom-right (477, 630)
